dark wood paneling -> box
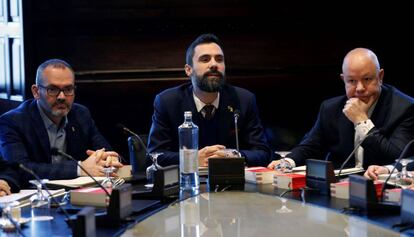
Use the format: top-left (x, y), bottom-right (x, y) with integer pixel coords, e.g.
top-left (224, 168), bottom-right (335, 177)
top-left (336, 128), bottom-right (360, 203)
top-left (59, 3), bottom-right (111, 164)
top-left (13, 1), bottom-right (414, 158)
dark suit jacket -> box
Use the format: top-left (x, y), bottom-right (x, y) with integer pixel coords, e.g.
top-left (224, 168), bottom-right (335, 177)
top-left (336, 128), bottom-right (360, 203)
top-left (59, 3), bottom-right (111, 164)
top-left (147, 83), bottom-right (271, 167)
top-left (287, 84), bottom-right (414, 169)
top-left (0, 99), bottom-right (112, 181)
top-left (0, 158), bottom-right (21, 193)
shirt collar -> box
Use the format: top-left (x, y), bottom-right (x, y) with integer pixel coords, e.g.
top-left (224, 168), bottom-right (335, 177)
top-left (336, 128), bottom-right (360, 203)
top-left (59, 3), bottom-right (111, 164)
top-left (193, 92), bottom-right (220, 112)
top-left (37, 101), bottom-right (68, 130)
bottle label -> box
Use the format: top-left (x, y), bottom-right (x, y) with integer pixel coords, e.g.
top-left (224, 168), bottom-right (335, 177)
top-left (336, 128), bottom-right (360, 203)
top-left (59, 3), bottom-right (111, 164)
top-left (180, 149), bottom-right (198, 173)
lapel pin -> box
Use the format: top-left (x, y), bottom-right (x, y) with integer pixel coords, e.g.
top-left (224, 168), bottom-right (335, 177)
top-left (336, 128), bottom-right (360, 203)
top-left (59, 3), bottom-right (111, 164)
top-left (227, 106), bottom-right (234, 113)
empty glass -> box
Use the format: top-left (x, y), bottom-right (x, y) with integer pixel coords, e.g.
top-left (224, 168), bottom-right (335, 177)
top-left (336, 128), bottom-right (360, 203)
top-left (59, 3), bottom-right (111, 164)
top-left (0, 201), bottom-right (21, 230)
top-left (395, 158), bottom-right (414, 188)
top-left (101, 166), bottom-right (117, 189)
top-left (276, 197), bottom-right (292, 213)
top-left (29, 179), bottom-right (53, 221)
top-left (274, 151), bottom-right (293, 173)
top-left (146, 152), bottom-right (163, 188)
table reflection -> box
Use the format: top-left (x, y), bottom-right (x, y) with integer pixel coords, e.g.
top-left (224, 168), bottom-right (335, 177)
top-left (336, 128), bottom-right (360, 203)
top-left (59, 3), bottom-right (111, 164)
top-left (122, 192), bottom-right (400, 237)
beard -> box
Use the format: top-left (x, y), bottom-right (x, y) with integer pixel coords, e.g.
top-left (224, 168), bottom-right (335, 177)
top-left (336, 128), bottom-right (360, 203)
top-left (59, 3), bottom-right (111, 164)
top-left (193, 70), bottom-right (226, 92)
top-left (50, 100), bottom-right (71, 117)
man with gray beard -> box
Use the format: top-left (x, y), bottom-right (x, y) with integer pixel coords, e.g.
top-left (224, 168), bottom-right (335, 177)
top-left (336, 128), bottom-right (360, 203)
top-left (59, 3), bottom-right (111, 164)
top-left (147, 34), bottom-right (271, 167)
top-left (0, 59), bottom-right (122, 184)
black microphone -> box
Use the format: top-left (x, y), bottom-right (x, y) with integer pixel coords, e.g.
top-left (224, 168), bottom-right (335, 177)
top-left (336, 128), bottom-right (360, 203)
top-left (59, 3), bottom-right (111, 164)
top-left (234, 109), bottom-right (240, 154)
top-left (380, 139), bottom-right (414, 201)
top-left (18, 163), bottom-right (73, 228)
top-left (116, 123), bottom-right (148, 155)
top-left (337, 129), bottom-right (380, 177)
top-left (50, 148), bottom-right (111, 198)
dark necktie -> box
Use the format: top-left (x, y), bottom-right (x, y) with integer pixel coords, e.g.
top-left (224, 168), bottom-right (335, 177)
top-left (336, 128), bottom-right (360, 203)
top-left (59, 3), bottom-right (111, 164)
top-left (203, 105), bottom-right (215, 120)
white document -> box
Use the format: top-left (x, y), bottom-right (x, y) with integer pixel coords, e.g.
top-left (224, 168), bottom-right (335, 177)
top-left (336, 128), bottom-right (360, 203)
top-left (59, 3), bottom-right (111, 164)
top-left (334, 167), bottom-right (364, 176)
top-left (47, 176), bottom-right (106, 188)
top-left (0, 189), bottom-right (65, 205)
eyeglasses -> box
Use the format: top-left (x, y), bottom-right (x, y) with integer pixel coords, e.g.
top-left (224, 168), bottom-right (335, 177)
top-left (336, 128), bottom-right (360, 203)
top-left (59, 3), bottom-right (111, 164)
top-left (37, 85), bottom-right (76, 96)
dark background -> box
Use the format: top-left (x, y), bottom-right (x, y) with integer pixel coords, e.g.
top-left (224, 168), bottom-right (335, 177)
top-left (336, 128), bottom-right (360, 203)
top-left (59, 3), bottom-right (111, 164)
top-left (1, 1), bottom-right (413, 159)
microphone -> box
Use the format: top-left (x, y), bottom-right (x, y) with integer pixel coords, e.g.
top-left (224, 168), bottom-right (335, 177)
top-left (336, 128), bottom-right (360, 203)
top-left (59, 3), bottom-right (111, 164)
top-left (337, 129), bottom-right (380, 177)
top-left (50, 148), bottom-right (111, 198)
top-left (18, 163), bottom-right (73, 228)
top-left (116, 123), bottom-right (148, 155)
top-left (380, 139), bottom-right (414, 201)
top-left (234, 109), bottom-right (240, 154)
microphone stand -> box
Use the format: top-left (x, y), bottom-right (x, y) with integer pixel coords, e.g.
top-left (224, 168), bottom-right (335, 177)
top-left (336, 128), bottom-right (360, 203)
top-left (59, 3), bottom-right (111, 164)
top-left (380, 139), bottom-right (414, 201)
top-left (234, 110), bottom-right (240, 155)
top-left (337, 129), bottom-right (379, 177)
top-left (117, 123), bottom-right (148, 154)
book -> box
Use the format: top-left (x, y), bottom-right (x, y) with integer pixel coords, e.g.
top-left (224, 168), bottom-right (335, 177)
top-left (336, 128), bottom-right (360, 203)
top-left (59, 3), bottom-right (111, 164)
top-left (330, 180), bottom-right (384, 199)
top-left (291, 166), bottom-right (364, 176)
top-left (383, 188), bottom-right (402, 204)
top-left (330, 181), bottom-right (350, 199)
top-left (117, 165), bottom-right (133, 179)
top-left (245, 167), bottom-right (277, 184)
top-left (70, 187), bottom-right (112, 207)
top-left (273, 173), bottom-right (306, 190)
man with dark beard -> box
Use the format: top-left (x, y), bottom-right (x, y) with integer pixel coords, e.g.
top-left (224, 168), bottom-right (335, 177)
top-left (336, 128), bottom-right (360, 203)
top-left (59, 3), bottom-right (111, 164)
top-left (0, 59), bottom-right (122, 183)
top-left (147, 34), bottom-right (271, 167)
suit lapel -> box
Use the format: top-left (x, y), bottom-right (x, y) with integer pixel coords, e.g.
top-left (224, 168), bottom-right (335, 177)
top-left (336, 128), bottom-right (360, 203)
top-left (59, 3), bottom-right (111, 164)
top-left (65, 118), bottom-right (79, 158)
top-left (217, 86), bottom-right (238, 145)
top-left (370, 86), bottom-right (390, 128)
top-left (29, 101), bottom-right (51, 162)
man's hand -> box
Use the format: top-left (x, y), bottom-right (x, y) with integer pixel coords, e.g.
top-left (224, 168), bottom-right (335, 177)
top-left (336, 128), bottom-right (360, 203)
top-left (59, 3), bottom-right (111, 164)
top-left (364, 165), bottom-right (389, 180)
top-left (198, 145), bottom-right (226, 167)
top-left (81, 149), bottom-right (123, 177)
top-left (267, 160), bottom-right (282, 170)
top-left (81, 151), bottom-right (105, 176)
top-left (0, 179), bottom-right (11, 196)
top-left (86, 149), bottom-right (123, 168)
top-left (342, 97), bottom-right (374, 124)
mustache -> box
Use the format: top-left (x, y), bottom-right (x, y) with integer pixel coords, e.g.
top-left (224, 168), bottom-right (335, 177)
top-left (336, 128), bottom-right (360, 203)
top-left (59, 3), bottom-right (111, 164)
top-left (53, 100), bottom-right (70, 107)
top-left (204, 70), bottom-right (223, 77)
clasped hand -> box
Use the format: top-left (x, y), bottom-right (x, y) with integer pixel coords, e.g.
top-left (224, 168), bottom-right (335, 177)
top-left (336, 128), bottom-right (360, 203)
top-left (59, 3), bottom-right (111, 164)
top-left (80, 148), bottom-right (123, 177)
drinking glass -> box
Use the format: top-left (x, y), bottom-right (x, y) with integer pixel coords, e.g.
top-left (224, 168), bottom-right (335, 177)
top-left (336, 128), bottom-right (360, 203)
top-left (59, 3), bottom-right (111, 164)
top-left (101, 166), bottom-right (117, 189)
top-left (276, 197), bottom-right (292, 213)
top-left (274, 151), bottom-right (293, 173)
top-left (146, 152), bottom-right (163, 188)
top-left (0, 201), bottom-right (21, 230)
top-left (395, 158), bottom-right (414, 188)
top-left (29, 179), bottom-right (53, 221)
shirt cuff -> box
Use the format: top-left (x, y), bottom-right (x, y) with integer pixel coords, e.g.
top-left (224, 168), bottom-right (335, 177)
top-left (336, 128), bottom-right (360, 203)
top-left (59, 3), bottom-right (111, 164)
top-left (354, 119), bottom-right (375, 134)
top-left (283, 157), bottom-right (296, 168)
top-left (77, 161), bottom-right (82, 176)
top-left (385, 165), bottom-right (398, 174)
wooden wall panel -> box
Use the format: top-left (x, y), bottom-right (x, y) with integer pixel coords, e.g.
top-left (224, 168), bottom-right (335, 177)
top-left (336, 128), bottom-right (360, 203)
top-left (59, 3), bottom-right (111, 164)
top-left (2, 1), bottom-right (411, 157)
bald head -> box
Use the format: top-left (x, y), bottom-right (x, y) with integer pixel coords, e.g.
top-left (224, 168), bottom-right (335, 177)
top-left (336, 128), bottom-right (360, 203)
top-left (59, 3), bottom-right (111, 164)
top-left (340, 48), bottom-right (384, 104)
top-left (342, 48), bottom-right (380, 74)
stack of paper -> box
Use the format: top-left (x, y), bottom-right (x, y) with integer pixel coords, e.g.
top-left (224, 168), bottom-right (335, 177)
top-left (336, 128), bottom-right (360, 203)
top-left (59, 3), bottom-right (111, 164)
top-left (47, 177), bottom-right (106, 189)
top-left (0, 189), bottom-right (66, 206)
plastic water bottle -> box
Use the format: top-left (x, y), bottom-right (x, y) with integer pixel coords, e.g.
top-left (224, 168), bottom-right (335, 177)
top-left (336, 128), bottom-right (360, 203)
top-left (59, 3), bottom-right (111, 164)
top-left (179, 111), bottom-right (199, 190)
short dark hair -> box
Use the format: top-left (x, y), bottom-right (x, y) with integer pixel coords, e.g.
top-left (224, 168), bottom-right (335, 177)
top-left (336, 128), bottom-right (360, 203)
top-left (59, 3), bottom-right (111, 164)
top-left (185, 34), bottom-right (223, 66)
top-left (36, 59), bottom-right (74, 85)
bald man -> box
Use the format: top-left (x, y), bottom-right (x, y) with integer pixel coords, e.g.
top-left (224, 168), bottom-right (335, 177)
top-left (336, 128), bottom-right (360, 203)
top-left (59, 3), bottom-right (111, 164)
top-left (268, 48), bottom-right (414, 170)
